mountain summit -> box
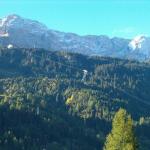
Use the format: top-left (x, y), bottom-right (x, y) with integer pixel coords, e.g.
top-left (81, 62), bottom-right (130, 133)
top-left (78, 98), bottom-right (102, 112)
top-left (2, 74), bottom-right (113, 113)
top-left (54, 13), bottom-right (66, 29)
top-left (128, 35), bottom-right (150, 60)
top-left (0, 14), bottom-right (47, 33)
top-left (0, 14), bottom-right (150, 61)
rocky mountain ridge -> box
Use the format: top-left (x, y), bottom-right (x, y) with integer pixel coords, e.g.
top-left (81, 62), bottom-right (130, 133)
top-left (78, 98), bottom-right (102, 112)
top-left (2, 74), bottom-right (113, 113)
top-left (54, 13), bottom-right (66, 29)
top-left (0, 14), bottom-right (150, 61)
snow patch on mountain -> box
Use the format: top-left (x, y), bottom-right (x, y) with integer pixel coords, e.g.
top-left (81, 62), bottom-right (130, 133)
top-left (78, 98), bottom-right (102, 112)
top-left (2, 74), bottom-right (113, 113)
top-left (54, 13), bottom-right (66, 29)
top-left (129, 35), bottom-right (150, 56)
top-left (7, 44), bottom-right (13, 49)
top-left (0, 32), bottom-right (9, 37)
top-left (129, 35), bottom-right (146, 50)
top-left (0, 14), bottom-right (19, 27)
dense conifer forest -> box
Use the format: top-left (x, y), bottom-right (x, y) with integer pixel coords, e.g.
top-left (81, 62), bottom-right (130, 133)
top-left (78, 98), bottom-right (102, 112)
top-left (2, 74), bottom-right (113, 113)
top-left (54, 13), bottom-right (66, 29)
top-left (0, 48), bottom-right (150, 150)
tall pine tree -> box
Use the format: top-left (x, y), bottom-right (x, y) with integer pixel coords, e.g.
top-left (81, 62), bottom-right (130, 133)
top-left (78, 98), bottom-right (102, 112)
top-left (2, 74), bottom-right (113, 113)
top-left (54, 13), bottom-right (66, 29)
top-left (103, 108), bottom-right (137, 150)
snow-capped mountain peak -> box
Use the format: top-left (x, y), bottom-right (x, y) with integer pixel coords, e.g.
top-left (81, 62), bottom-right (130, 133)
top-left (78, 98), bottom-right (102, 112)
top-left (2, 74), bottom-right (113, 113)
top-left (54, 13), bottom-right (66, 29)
top-left (129, 35), bottom-right (146, 50)
top-left (0, 14), bottom-right (48, 33)
top-left (128, 35), bottom-right (150, 60)
top-left (0, 14), bottom-right (20, 27)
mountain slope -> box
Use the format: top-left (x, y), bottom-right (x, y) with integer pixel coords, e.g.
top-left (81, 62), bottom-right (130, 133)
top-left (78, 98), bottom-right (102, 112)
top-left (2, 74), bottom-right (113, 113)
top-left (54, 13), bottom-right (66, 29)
top-left (0, 14), bottom-right (129, 56)
top-left (0, 47), bottom-right (150, 149)
top-left (0, 47), bottom-right (150, 118)
top-left (1, 14), bottom-right (150, 61)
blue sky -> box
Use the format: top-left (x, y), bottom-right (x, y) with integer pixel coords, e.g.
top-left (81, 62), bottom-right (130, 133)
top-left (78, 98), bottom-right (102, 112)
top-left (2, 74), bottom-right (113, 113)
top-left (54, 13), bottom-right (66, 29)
top-left (0, 0), bottom-right (149, 38)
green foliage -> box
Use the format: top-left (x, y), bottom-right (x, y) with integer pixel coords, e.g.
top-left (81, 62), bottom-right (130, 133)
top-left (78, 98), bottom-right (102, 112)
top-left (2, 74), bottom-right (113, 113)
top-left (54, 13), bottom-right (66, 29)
top-left (104, 108), bottom-right (137, 150)
top-left (0, 48), bottom-right (150, 149)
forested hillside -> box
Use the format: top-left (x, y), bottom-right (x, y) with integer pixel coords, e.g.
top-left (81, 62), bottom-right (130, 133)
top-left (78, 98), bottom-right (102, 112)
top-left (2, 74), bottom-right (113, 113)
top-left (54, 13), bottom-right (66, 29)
top-left (0, 48), bottom-right (150, 150)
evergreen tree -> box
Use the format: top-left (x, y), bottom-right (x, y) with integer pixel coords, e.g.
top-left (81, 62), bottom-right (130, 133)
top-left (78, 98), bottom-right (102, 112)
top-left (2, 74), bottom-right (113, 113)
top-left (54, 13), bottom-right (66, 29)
top-left (103, 108), bottom-right (137, 150)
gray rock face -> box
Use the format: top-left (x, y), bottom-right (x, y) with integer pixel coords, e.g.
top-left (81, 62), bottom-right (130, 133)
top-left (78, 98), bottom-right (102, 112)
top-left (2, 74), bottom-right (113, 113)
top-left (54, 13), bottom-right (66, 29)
top-left (0, 14), bottom-right (150, 61)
